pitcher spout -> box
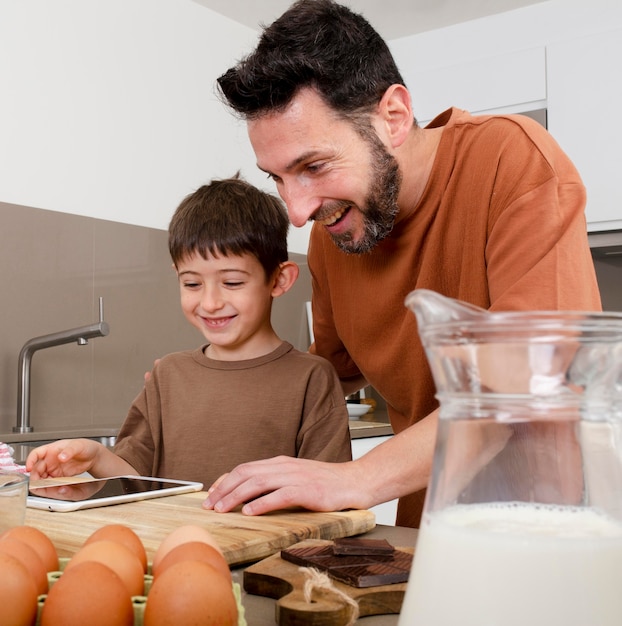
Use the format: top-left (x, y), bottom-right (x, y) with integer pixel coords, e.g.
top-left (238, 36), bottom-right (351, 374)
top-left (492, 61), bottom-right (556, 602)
top-left (405, 289), bottom-right (487, 330)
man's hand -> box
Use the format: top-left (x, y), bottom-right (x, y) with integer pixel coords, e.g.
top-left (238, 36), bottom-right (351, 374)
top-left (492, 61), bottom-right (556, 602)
top-left (202, 456), bottom-right (369, 515)
top-left (144, 358), bottom-right (161, 383)
top-left (203, 419), bottom-right (437, 518)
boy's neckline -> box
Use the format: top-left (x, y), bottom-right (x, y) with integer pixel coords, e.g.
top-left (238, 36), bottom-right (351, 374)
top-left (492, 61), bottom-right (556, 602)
top-left (202, 337), bottom-right (286, 362)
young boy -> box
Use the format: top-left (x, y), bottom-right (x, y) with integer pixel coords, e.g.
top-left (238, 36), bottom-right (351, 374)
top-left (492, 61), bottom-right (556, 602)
top-left (26, 176), bottom-right (352, 485)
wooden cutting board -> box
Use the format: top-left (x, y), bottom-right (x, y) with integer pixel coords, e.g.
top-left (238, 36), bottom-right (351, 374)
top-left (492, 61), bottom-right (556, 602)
top-left (244, 539), bottom-right (414, 625)
top-left (24, 489), bottom-right (375, 566)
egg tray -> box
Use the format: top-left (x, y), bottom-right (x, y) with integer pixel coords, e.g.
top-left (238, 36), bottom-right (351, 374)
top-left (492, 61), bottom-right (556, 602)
top-left (35, 558), bottom-right (247, 626)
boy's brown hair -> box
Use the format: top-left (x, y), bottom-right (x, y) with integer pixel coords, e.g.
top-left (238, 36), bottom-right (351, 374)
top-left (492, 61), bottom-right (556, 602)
top-left (168, 175), bottom-right (289, 279)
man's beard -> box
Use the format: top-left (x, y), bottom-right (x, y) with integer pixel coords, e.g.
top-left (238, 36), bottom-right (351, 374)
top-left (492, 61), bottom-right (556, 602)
top-left (330, 134), bottom-right (401, 254)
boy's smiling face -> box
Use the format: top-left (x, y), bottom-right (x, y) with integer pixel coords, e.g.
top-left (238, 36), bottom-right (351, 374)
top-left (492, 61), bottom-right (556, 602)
top-left (176, 250), bottom-right (280, 361)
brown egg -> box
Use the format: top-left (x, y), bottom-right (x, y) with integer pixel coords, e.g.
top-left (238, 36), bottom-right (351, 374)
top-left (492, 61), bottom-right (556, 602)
top-left (65, 540), bottom-right (144, 597)
top-left (0, 525), bottom-right (59, 572)
top-left (0, 537), bottom-right (48, 595)
top-left (144, 560), bottom-right (237, 626)
top-left (84, 524), bottom-right (148, 573)
top-left (41, 560), bottom-right (133, 626)
top-left (0, 551), bottom-right (38, 626)
top-left (152, 524), bottom-right (223, 572)
top-left (153, 541), bottom-right (231, 581)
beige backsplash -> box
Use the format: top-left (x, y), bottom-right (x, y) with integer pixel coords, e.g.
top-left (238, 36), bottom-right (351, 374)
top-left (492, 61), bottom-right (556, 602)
top-left (0, 201), bottom-right (312, 439)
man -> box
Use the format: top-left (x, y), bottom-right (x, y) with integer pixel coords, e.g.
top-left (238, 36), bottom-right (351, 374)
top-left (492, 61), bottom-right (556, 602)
top-left (203, 0), bottom-right (601, 527)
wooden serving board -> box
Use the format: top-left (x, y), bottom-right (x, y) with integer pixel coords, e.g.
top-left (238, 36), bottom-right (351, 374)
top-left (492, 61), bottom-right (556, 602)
top-left (24, 489), bottom-right (375, 566)
top-left (244, 539), bottom-right (413, 625)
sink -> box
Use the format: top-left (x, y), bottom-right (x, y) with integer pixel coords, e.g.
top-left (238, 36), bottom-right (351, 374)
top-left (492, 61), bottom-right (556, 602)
top-left (9, 436), bottom-right (117, 465)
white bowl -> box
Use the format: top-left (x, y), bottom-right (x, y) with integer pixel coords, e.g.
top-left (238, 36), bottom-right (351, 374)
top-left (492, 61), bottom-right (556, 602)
top-left (347, 403), bottom-right (371, 418)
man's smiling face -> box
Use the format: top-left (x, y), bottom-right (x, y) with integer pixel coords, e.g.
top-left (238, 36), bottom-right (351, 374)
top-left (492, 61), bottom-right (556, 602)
top-left (248, 88), bottom-right (402, 254)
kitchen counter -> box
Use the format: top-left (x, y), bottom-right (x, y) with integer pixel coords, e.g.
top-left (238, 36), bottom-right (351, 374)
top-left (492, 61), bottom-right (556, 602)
top-left (2, 410), bottom-right (391, 462)
top-left (2, 426), bottom-right (119, 444)
top-left (349, 409), bottom-right (394, 439)
top-left (3, 427), bottom-right (119, 465)
top-left (3, 413), bottom-right (393, 441)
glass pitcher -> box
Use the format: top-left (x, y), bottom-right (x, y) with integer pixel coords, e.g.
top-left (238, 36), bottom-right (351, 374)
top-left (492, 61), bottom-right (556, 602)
top-left (398, 289), bottom-right (622, 626)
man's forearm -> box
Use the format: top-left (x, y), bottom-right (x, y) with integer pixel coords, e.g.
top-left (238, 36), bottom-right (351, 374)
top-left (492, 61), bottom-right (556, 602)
top-left (354, 410), bottom-right (438, 506)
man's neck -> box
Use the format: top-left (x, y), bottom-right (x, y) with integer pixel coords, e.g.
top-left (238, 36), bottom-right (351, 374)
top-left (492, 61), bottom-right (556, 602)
top-left (396, 125), bottom-right (444, 221)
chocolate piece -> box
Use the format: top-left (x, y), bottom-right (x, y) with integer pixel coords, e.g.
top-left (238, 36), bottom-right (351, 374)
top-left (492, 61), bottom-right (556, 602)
top-left (281, 544), bottom-right (412, 588)
top-left (332, 537), bottom-right (395, 556)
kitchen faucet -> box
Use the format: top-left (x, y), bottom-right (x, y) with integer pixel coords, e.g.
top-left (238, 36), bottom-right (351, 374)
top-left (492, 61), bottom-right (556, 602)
top-left (13, 297), bottom-right (110, 434)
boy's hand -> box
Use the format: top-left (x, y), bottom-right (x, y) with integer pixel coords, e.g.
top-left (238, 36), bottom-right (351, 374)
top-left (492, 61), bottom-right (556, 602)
top-left (26, 438), bottom-right (100, 479)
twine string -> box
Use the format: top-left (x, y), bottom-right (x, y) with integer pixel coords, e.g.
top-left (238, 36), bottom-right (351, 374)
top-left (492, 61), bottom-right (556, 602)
top-left (299, 566), bottom-right (360, 625)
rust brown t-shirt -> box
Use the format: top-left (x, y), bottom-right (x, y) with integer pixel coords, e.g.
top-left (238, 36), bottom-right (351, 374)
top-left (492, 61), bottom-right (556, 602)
top-left (114, 342), bottom-right (352, 488)
top-left (309, 107), bottom-right (602, 527)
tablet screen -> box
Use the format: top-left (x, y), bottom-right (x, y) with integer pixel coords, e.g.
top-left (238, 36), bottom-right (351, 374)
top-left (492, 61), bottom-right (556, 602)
top-left (27, 476), bottom-right (203, 511)
top-left (30, 477), bottom-right (193, 502)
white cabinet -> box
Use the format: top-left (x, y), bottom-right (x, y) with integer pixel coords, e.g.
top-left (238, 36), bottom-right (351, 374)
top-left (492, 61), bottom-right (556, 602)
top-left (547, 28), bottom-right (622, 231)
top-left (351, 435), bottom-right (398, 526)
top-left (404, 46), bottom-right (546, 124)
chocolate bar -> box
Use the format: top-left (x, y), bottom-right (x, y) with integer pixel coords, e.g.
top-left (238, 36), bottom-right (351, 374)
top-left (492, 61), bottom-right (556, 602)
top-left (281, 543), bottom-right (412, 588)
top-left (332, 537), bottom-right (395, 556)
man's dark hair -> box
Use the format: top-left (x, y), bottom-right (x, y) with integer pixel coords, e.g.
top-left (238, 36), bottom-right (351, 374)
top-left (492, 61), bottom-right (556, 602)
top-left (217, 0), bottom-right (406, 120)
top-left (168, 174), bottom-right (289, 279)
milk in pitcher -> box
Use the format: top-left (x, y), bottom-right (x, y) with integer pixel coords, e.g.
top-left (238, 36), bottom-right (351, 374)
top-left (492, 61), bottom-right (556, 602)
top-left (399, 502), bottom-right (622, 626)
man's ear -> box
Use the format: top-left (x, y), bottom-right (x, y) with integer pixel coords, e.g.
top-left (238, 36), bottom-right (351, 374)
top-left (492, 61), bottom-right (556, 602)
top-left (376, 84), bottom-right (414, 149)
top-left (271, 261), bottom-right (299, 298)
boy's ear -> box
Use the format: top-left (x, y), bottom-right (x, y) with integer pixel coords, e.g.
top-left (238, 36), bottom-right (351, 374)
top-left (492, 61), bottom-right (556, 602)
top-left (271, 261), bottom-right (299, 298)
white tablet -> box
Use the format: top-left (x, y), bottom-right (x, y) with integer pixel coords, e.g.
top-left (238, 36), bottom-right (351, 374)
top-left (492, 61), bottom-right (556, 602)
top-left (27, 475), bottom-right (204, 512)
